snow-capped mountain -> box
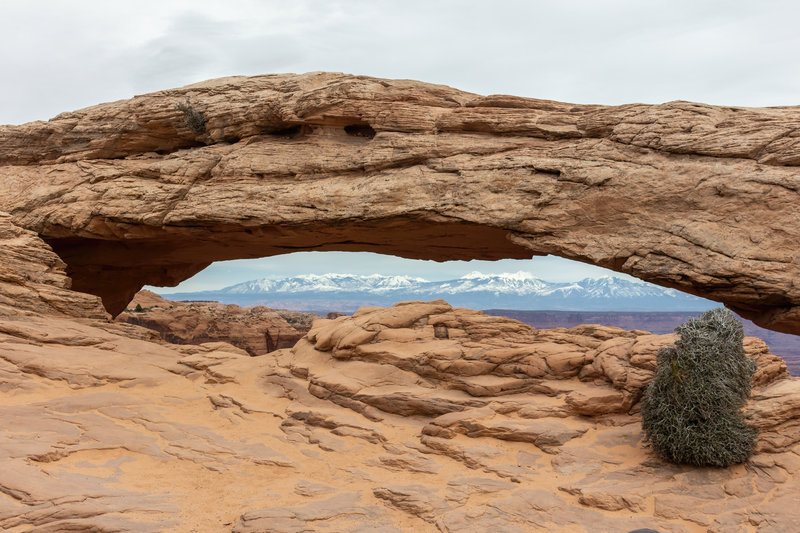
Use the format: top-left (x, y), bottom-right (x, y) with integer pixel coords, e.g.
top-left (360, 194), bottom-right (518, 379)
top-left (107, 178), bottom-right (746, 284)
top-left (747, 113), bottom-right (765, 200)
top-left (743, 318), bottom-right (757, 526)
top-left (430, 271), bottom-right (552, 295)
top-left (163, 271), bottom-right (715, 313)
top-left (223, 274), bottom-right (427, 294)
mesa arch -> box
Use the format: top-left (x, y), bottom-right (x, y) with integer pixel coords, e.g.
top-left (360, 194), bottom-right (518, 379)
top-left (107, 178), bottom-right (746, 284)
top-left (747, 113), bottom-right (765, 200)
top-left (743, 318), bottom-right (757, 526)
top-left (1, 72), bottom-right (799, 334)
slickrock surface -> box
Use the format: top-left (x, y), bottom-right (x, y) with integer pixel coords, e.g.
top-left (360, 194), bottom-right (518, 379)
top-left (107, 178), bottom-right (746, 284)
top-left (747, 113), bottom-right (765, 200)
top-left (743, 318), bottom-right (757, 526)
top-left (2, 297), bottom-right (800, 532)
top-left (117, 290), bottom-right (318, 355)
top-left (2, 73), bottom-right (800, 335)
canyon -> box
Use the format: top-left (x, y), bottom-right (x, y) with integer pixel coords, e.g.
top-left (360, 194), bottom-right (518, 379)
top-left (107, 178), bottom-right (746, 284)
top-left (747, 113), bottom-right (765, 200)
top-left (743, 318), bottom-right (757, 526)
top-left (118, 290), bottom-right (318, 356)
top-left (1, 73), bottom-right (800, 531)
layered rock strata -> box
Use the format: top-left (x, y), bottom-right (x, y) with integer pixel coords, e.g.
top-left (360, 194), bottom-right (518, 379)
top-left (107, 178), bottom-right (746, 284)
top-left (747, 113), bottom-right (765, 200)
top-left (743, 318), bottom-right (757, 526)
top-left (0, 211), bottom-right (107, 319)
top-left (117, 290), bottom-right (318, 355)
top-left (282, 301), bottom-right (794, 452)
top-left (2, 73), bottom-right (800, 334)
top-left (3, 293), bottom-right (799, 531)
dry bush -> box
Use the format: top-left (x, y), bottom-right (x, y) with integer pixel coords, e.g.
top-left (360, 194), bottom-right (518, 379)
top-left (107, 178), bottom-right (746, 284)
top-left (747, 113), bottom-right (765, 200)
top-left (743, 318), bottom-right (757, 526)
top-left (176, 100), bottom-right (206, 133)
top-left (641, 308), bottom-right (757, 466)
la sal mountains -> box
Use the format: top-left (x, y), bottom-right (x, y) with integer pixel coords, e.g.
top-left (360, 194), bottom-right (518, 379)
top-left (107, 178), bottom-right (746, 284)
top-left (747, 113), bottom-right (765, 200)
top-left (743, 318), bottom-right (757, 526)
top-left (159, 271), bottom-right (715, 313)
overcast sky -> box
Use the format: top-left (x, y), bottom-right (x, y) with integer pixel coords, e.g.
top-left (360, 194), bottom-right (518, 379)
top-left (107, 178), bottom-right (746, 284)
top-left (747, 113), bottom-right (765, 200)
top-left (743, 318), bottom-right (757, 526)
top-left (3, 1), bottom-right (799, 291)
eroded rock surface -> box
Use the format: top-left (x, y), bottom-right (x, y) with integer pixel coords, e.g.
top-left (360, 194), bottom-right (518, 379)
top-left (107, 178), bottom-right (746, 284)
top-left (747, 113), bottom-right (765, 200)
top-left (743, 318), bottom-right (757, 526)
top-left (2, 73), bottom-right (800, 334)
top-left (0, 211), bottom-right (107, 319)
top-left (3, 74), bottom-right (800, 529)
top-left (3, 296), bottom-right (799, 532)
top-left (117, 290), bottom-right (318, 355)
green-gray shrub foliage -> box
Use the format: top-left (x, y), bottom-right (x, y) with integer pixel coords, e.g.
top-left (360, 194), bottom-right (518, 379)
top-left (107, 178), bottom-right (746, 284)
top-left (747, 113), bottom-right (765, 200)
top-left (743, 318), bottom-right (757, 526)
top-left (176, 100), bottom-right (206, 134)
top-left (641, 307), bottom-right (757, 467)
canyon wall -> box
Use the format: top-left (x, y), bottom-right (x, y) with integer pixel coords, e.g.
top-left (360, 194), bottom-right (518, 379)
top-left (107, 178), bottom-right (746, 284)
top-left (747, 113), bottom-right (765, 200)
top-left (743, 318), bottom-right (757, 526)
top-left (118, 290), bottom-right (317, 355)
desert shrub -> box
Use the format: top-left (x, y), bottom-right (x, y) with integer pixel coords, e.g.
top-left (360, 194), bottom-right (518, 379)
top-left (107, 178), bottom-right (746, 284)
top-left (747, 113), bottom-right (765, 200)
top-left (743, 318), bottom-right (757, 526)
top-left (134, 303), bottom-right (144, 313)
top-left (640, 307), bottom-right (757, 467)
top-left (176, 99), bottom-right (206, 133)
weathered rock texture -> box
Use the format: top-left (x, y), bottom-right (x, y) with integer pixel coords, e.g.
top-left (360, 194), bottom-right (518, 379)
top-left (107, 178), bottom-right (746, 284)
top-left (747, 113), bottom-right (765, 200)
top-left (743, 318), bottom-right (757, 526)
top-left (3, 74), bottom-right (800, 531)
top-left (284, 301), bottom-right (792, 448)
top-left (2, 297), bottom-right (800, 532)
top-left (2, 73), bottom-right (800, 333)
top-left (118, 290), bottom-right (318, 355)
top-left (0, 211), bottom-right (107, 319)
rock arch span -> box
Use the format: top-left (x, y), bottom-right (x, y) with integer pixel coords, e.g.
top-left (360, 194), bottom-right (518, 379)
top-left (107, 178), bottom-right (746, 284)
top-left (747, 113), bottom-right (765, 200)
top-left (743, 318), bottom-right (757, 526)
top-left (1, 73), bottom-right (799, 333)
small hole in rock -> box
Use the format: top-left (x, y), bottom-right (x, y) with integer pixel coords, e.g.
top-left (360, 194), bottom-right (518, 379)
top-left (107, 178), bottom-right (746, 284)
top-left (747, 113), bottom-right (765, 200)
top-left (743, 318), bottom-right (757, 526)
top-left (344, 124), bottom-right (376, 138)
top-left (268, 125), bottom-right (303, 138)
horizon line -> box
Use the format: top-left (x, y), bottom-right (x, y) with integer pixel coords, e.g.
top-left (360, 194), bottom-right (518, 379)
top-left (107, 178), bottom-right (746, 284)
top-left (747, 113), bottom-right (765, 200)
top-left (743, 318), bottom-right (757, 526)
top-left (151, 270), bottom-right (641, 294)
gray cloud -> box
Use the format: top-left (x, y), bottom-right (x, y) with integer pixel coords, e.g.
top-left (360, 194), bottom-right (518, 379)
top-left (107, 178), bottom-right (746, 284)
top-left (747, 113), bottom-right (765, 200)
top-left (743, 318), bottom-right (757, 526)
top-left (3, 0), bottom-right (799, 125)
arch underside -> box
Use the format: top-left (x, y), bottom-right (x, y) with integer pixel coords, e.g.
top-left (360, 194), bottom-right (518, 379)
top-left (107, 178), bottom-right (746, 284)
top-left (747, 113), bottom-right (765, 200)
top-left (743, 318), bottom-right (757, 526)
top-left (43, 217), bottom-right (533, 317)
top-left (1, 72), bottom-right (799, 333)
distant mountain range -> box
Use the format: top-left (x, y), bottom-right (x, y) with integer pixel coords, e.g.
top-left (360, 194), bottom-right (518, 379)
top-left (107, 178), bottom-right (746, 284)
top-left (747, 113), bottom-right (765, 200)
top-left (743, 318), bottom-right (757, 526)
top-left (161, 271), bottom-right (716, 313)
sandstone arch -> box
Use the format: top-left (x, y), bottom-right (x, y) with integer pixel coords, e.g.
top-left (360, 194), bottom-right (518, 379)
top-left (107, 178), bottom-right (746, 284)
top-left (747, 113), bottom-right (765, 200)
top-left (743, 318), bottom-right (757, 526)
top-left (1, 73), bottom-right (799, 333)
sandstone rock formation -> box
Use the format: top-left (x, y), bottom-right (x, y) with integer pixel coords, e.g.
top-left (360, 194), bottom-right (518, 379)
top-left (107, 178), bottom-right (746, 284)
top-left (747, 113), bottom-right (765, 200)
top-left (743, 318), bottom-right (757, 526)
top-left (0, 212), bottom-right (107, 319)
top-left (285, 301), bottom-right (792, 447)
top-left (3, 73), bottom-right (800, 531)
top-left (2, 295), bottom-right (800, 532)
top-left (2, 73), bottom-right (800, 334)
top-left (117, 290), bottom-right (318, 355)
top-left (489, 310), bottom-right (800, 376)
